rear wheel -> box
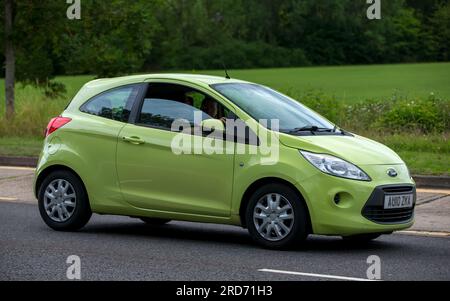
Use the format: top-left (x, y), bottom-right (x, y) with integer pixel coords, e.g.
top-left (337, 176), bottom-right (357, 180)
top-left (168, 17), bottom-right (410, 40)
top-left (38, 170), bottom-right (92, 231)
top-left (245, 184), bottom-right (309, 249)
top-left (140, 217), bottom-right (171, 225)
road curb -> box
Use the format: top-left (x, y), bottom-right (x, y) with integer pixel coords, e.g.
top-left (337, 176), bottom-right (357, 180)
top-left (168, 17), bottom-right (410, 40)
top-left (0, 156), bottom-right (449, 189)
top-left (0, 156), bottom-right (38, 168)
top-left (412, 175), bottom-right (450, 189)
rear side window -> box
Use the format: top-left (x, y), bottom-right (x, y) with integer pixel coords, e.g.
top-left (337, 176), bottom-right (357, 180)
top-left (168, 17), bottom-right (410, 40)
top-left (80, 85), bottom-right (141, 122)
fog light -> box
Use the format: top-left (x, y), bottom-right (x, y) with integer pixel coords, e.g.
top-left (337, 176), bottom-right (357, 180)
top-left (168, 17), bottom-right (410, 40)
top-left (334, 194), bottom-right (341, 205)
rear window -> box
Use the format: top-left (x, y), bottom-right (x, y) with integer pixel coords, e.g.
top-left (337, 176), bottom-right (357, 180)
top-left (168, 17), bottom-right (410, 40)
top-left (80, 85), bottom-right (141, 122)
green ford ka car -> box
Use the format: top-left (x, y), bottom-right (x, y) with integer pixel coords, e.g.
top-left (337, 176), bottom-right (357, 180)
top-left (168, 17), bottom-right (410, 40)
top-left (35, 74), bottom-right (416, 249)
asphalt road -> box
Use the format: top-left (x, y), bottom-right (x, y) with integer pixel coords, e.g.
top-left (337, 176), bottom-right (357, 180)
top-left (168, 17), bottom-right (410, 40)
top-left (1, 201), bottom-right (449, 281)
top-left (1, 166), bottom-right (449, 281)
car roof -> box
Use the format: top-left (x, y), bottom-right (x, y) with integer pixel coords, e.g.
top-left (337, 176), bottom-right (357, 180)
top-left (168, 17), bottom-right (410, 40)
top-left (67, 73), bottom-right (249, 111)
top-left (85, 73), bottom-right (248, 89)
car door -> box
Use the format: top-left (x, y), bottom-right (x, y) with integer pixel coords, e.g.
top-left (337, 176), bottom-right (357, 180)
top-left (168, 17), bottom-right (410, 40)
top-left (116, 82), bottom-right (236, 217)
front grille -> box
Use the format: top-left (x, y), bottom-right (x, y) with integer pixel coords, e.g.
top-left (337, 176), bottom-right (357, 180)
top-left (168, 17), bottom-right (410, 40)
top-left (363, 206), bottom-right (414, 223)
top-left (382, 186), bottom-right (414, 194)
top-left (362, 184), bottom-right (416, 224)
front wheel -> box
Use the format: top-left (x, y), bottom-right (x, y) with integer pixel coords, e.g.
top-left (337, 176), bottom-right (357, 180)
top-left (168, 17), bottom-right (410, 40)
top-left (245, 184), bottom-right (309, 249)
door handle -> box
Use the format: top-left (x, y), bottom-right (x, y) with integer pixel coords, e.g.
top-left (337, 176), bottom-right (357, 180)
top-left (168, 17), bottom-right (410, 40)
top-left (122, 136), bottom-right (145, 145)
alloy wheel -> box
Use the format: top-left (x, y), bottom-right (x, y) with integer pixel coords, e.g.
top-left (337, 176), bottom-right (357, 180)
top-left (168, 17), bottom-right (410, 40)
top-left (253, 193), bottom-right (295, 241)
top-left (43, 179), bottom-right (77, 222)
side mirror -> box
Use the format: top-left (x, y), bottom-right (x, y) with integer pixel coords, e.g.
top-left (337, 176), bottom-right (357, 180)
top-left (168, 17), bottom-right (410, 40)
top-left (201, 118), bottom-right (225, 133)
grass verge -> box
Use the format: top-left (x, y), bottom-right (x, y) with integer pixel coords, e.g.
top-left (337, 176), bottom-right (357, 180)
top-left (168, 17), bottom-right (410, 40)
top-left (0, 137), bottom-right (43, 157)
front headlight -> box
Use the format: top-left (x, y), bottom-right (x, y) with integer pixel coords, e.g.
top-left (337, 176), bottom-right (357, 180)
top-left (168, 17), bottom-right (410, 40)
top-left (300, 150), bottom-right (371, 181)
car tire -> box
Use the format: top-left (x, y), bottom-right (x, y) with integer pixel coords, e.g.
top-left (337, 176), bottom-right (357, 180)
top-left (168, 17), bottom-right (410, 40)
top-left (38, 170), bottom-right (92, 231)
top-left (245, 183), bottom-right (309, 249)
top-left (342, 233), bottom-right (382, 243)
top-left (140, 217), bottom-right (171, 225)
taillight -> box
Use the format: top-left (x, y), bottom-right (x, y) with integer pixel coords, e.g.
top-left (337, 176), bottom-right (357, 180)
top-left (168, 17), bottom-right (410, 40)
top-left (45, 116), bottom-right (72, 137)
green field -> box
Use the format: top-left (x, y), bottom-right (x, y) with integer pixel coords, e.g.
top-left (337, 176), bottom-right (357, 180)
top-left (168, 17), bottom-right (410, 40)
top-left (0, 63), bottom-right (449, 175)
top-left (201, 62), bottom-right (450, 102)
top-left (1, 62), bottom-right (449, 105)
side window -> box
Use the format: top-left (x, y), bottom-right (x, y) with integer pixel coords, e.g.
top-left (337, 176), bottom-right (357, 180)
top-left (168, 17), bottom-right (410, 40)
top-left (80, 85), bottom-right (140, 122)
top-left (137, 83), bottom-right (231, 132)
top-left (139, 99), bottom-right (208, 129)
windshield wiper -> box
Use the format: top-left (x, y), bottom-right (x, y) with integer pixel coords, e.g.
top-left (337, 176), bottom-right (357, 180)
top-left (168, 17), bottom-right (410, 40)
top-left (289, 126), bottom-right (334, 135)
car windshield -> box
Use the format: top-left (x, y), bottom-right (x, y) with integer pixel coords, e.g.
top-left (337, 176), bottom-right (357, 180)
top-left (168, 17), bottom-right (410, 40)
top-left (211, 83), bottom-right (334, 132)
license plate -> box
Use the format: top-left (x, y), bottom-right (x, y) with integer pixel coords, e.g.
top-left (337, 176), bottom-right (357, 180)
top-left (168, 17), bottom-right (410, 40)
top-left (384, 194), bottom-right (414, 209)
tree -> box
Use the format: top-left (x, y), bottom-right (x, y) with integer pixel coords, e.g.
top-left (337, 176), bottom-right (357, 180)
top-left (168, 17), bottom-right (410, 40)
top-left (430, 2), bottom-right (450, 61)
top-left (4, 0), bottom-right (14, 119)
top-left (13, 1), bottom-right (70, 97)
top-left (1, 0), bottom-right (448, 86)
top-left (58, 0), bottom-right (162, 77)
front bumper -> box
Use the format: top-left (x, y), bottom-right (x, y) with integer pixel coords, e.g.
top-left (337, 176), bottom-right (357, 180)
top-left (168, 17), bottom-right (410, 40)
top-left (296, 164), bottom-right (416, 236)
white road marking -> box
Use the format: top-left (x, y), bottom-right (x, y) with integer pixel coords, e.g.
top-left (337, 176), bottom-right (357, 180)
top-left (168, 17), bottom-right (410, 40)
top-left (0, 197), bottom-right (18, 202)
top-left (0, 197), bottom-right (36, 204)
top-left (398, 230), bottom-right (450, 237)
top-left (258, 268), bottom-right (376, 281)
top-left (0, 166), bottom-right (35, 171)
